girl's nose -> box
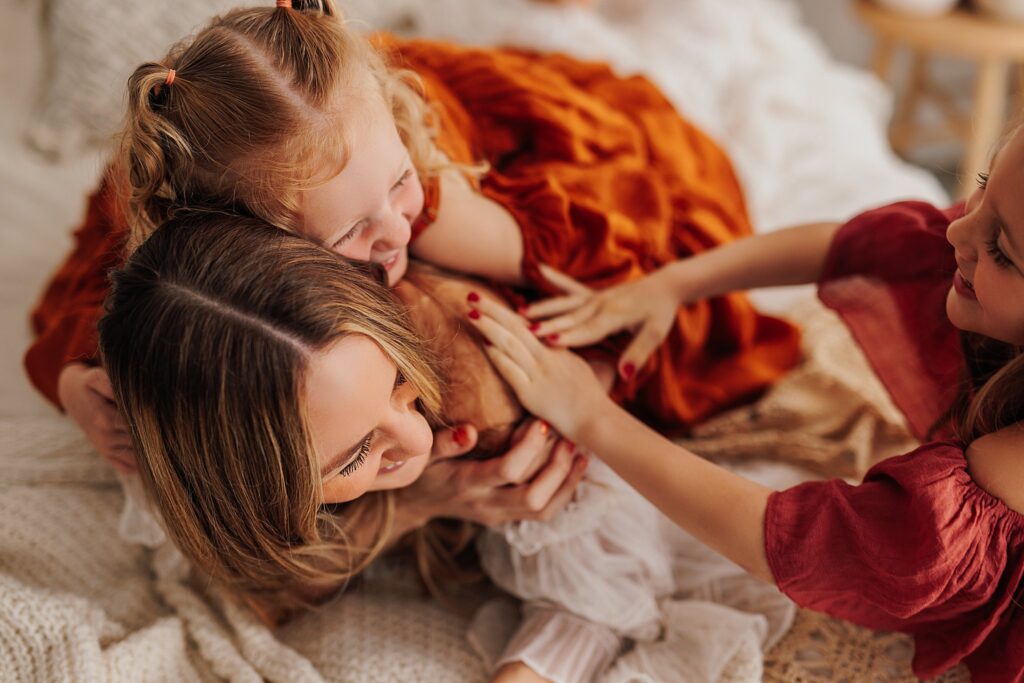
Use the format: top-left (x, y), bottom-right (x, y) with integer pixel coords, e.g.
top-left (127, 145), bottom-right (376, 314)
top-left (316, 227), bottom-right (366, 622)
top-left (374, 207), bottom-right (411, 253)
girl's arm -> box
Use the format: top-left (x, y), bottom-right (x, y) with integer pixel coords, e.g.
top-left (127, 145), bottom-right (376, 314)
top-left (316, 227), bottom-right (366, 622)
top-left (524, 221), bottom-right (841, 378)
top-left (410, 170), bottom-right (527, 286)
top-left (467, 295), bottom-right (775, 582)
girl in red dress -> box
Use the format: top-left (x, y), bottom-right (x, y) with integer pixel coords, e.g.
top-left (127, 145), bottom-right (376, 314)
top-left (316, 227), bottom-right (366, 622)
top-left (468, 121), bottom-right (1024, 682)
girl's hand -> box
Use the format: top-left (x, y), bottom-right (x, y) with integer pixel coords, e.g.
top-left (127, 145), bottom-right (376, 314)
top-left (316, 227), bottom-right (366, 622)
top-left (397, 420), bottom-right (589, 529)
top-left (523, 264), bottom-right (686, 380)
top-left (57, 363), bottom-right (138, 474)
top-left (492, 661), bottom-right (554, 683)
top-left (467, 295), bottom-right (614, 442)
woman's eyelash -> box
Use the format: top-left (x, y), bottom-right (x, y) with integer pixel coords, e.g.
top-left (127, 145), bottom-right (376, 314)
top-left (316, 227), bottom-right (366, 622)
top-left (339, 436), bottom-right (372, 477)
top-left (977, 172), bottom-right (990, 190)
top-left (987, 237), bottom-right (1013, 268)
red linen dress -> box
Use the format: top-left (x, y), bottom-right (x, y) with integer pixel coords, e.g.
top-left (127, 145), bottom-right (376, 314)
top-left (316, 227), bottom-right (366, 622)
top-left (25, 37), bottom-right (800, 429)
top-left (765, 201), bottom-right (1024, 682)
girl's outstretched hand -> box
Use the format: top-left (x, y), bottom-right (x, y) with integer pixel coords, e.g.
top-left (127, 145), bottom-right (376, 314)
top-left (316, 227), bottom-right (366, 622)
top-left (523, 264), bottom-right (685, 380)
top-left (467, 293), bottom-right (612, 441)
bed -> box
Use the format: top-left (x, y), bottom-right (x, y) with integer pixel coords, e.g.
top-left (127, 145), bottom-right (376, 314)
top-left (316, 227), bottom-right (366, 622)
top-left (0, 0), bottom-right (968, 680)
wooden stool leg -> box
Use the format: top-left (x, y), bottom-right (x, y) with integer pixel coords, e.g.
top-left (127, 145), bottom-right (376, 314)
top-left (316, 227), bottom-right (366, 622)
top-left (871, 37), bottom-right (896, 83)
top-left (890, 51), bottom-right (928, 156)
top-left (962, 58), bottom-right (1009, 200)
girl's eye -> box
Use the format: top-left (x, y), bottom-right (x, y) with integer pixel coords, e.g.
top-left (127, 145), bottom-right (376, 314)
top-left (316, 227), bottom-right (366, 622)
top-left (338, 435), bottom-right (372, 477)
top-left (977, 172), bottom-right (990, 190)
top-left (986, 237), bottom-right (1013, 269)
top-left (332, 222), bottom-right (366, 250)
top-left (394, 370), bottom-right (407, 388)
top-left (392, 169), bottom-right (412, 192)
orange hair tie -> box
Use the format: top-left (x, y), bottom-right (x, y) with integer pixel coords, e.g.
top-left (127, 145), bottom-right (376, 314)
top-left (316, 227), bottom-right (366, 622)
top-left (164, 69), bottom-right (176, 87)
top-left (276, 0), bottom-right (291, 7)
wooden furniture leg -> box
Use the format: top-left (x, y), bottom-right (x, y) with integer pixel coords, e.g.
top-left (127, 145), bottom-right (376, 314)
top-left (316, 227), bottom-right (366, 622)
top-left (890, 50), bottom-right (928, 156)
top-left (962, 58), bottom-right (1009, 199)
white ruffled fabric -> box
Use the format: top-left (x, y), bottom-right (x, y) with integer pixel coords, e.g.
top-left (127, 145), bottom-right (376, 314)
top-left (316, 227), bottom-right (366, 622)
top-left (472, 459), bottom-right (802, 683)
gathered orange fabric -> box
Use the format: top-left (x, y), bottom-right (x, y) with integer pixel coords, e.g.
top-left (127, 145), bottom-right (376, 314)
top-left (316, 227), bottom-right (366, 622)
top-left (26, 36), bottom-right (799, 429)
top-left (394, 37), bottom-right (801, 429)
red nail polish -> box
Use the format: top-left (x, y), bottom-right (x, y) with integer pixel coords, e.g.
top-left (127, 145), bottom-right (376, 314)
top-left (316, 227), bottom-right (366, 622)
top-left (546, 333), bottom-right (560, 344)
top-left (621, 362), bottom-right (636, 379)
top-left (467, 291), bottom-right (480, 303)
top-left (529, 321), bottom-right (541, 332)
top-left (468, 309), bottom-right (481, 320)
top-left (517, 305), bottom-right (530, 316)
top-left (453, 426), bottom-right (467, 446)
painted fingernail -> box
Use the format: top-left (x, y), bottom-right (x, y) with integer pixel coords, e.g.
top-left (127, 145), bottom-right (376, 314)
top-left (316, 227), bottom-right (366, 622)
top-left (453, 426), bottom-right (468, 446)
top-left (517, 305), bottom-right (530, 316)
top-left (621, 362), bottom-right (636, 379)
top-left (528, 321), bottom-right (541, 332)
top-left (468, 309), bottom-right (481, 320)
top-left (567, 441), bottom-right (576, 454)
top-left (467, 291), bottom-right (480, 303)
top-left (546, 333), bottom-right (560, 344)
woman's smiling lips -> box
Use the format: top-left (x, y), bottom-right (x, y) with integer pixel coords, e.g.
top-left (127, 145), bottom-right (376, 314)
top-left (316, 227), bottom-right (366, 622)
top-left (381, 253), bottom-right (400, 271)
top-left (378, 459), bottom-right (406, 474)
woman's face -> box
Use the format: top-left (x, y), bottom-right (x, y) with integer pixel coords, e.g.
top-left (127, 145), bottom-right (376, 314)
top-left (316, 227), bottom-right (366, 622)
top-left (946, 125), bottom-right (1024, 346)
top-left (299, 92), bottom-right (424, 286)
top-left (305, 335), bottom-right (433, 504)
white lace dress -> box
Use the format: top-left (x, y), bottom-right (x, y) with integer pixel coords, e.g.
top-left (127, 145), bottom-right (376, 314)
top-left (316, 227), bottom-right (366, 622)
top-left (469, 459), bottom-right (803, 683)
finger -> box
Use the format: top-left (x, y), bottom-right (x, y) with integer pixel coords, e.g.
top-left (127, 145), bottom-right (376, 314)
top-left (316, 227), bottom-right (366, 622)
top-left (618, 318), bottom-right (673, 380)
top-left (474, 315), bottom-right (536, 372)
top-left (531, 301), bottom-right (605, 341)
top-left (472, 297), bottom-right (547, 360)
top-left (523, 293), bottom-right (589, 321)
top-left (550, 314), bottom-right (623, 348)
top-left (528, 453), bottom-right (590, 521)
top-left (479, 419), bottom-right (551, 486)
top-left (517, 439), bottom-right (576, 512)
top-left (537, 264), bottom-right (592, 296)
top-left (431, 424), bottom-right (479, 461)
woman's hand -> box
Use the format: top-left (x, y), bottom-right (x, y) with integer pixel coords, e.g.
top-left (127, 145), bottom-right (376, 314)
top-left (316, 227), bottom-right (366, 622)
top-left (396, 420), bottom-right (588, 530)
top-left (467, 295), bottom-right (614, 442)
top-left (523, 264), bottom-right (688, 380)
top-left (57, 363), bottom-right (137, 474)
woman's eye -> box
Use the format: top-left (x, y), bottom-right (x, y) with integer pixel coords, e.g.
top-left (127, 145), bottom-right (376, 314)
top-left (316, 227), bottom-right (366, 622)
top-left (338, 436), bottom-right (372, 477)
top-left (977, 172), bottom-right (989, 190)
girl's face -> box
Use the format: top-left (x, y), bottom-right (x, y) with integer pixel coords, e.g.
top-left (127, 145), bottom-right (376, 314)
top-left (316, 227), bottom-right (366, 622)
top-left (305, 335), bottom-right (433, 504)
top-left (946, 126), bottom-right (1024, 346)
top-left (300, 93), bottom-right (424, 286)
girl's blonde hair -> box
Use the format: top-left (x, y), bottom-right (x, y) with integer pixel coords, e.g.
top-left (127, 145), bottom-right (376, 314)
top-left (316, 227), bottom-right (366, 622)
top-left (99, 212), bottom-right (452, 616)
top-left (116, 0), bottom-right (442, 244)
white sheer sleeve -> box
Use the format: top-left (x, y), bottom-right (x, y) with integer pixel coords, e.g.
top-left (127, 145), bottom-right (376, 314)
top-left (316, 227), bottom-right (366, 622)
top-left (495, 603), bottom-right (620, 683)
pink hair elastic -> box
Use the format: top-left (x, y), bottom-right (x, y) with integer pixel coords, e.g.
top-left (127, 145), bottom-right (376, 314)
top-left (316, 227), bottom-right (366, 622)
top-left (276, 0), bottom-right (292, 7)
top-left (164, 69), bottom-right (176, 87)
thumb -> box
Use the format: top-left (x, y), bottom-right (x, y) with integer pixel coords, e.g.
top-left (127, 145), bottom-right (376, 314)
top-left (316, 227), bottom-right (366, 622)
top-left (431, 424), bottom-right (478, 461)
top-left (618, 319), bottom-right (669, 380)
top-left (538, 264), bottom-right (592, 296)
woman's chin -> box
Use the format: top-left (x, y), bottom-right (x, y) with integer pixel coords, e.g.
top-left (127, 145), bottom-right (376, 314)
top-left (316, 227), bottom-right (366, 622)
top-left (369, 452), bottom-right (429, 491)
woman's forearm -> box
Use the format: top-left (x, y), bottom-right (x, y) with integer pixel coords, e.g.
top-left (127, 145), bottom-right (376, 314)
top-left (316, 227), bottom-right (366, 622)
top-left (580, 404), bottom-right (774, 583)
top-left (668, 221), bottom-right (841, 302)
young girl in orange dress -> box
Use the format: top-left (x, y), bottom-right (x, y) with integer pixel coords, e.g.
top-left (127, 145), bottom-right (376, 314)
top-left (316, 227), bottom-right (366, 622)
top-left (469, 119), bottom-right (1024, 681)
top-left (26, 0), bottom-right (799, 474)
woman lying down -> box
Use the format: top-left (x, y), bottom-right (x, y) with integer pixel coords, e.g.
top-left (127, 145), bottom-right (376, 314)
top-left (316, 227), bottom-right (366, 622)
top-left (99, 212), bottom-right (795, 683)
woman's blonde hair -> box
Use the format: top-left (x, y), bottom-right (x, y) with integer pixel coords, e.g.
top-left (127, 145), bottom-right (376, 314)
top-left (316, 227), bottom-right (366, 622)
top-left (116, 0), bottom-right (442, 244)
top-left (99, 212), bottom-right (450, 616)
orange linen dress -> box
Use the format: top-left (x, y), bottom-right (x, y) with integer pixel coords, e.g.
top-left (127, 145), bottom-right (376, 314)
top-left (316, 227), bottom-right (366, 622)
top-left (25, 37), bottom-right (800, 430)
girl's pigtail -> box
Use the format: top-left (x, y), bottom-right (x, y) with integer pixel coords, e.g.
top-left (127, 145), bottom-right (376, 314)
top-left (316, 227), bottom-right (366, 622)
top-left (290, 0), bottom-right (338, 17)
top-left (118, 63), bottom-right (195, 245)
